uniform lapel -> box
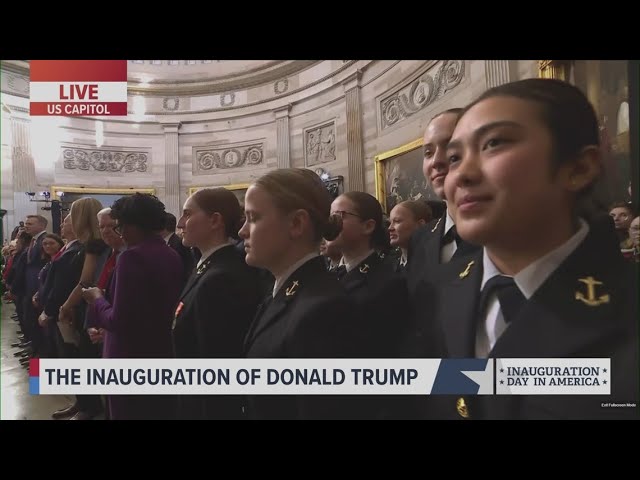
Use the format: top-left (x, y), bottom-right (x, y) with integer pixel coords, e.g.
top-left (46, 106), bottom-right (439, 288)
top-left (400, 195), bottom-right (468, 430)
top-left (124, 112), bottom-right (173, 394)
top-left (490, 229), bottom-right (627, 358)
top-left (439, 253), bottom-right (483, 357)
top-left (243, 256), bottom-right (322, 354)
top-left (244, 292), bottom-right (290, 350)
top-left (341, 252), bottom-right (380, 292)
top-left (426, 213), bottom-right (446, 267)
top-left (178, 245), bottom-right (234, 302)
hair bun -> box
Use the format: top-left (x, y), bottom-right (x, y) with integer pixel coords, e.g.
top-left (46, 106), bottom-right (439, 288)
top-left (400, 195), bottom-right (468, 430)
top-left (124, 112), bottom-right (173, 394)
top-left (322, 214), bottom-right (343, 241)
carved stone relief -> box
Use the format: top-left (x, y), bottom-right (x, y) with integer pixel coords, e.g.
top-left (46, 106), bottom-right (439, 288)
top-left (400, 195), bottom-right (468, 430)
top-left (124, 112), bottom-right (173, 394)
top-left (4, 73), bottom-right (30, 96)
top-left (220, 92), bottom-right (236, 107)
top-left (194, 143), bottom-right (264, 174)
top-left (62, 148), bottom-right (148, 173)
top-left (380, 60), bottom-right (465, 130)
top-left (274, 78), bottom-right (289, 94)
top-left (304, 121), bottom-right (336, 167)
top-left (163, 97), bottom-right (180, 111)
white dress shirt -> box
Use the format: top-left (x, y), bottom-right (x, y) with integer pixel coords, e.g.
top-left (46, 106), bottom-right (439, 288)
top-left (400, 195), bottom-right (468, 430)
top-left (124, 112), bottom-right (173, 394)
top-left (440, 209), bottom-right (457, 263)
top-left (475, 218), bottom-right (590, 358)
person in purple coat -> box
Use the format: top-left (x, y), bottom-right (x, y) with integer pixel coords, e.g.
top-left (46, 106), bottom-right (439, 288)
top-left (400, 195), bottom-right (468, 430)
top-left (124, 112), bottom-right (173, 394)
top-left (83, 193), bottom-right (182, 420)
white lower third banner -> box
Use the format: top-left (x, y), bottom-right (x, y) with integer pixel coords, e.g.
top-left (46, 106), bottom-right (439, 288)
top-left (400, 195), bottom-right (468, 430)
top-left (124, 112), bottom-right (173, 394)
top-left (28, 358), bottom-right (610, 395)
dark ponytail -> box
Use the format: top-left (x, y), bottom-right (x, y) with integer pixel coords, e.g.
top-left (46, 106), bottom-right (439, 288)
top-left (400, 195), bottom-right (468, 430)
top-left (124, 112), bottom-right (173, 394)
top-left (341, 191), bottom-right (389, 251)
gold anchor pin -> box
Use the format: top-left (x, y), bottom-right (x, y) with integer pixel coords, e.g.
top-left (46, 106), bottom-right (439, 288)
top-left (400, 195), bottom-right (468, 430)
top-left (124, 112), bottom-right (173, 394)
top-left (285, 280), bottom-right (299, 296)
top-left (359, 264), bottom-right (370, 274)
top-left (459, 260), bottom-right (475, 279)
top-left (196, 259), bottom-right (210, 275)
top-left (575, 276), bottom-right (610, 307)
top-left (431, 216), bottom-right (442, 232)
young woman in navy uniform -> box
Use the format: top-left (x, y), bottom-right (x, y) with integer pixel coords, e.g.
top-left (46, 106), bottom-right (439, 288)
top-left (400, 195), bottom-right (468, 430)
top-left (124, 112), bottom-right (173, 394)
top-left (415, 78), bottom-right (638, 420)
top-left (240, 168), bottom-right (359, 420)
top-left (330, 192), bottom-right (410, 356)
top-left (330, 192), bottom-right (411, 418)
top-left (173, 188), bottom-right (262, 419)
top-left (388, 200), bottom-right (432, 274)
top-left (406, 108), bottom-right (481, 297)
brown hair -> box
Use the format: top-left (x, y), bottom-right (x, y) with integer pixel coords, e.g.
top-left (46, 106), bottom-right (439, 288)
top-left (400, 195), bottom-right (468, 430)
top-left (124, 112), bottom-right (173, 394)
top-left (253, 168), bottom-right (342, 241)
top-left (609, 201), bottom-right (635, 216)
top-left (191, 187), bottom-right (244, 239)
top-left (341, 191), bottom-right (389, 250)
top-left (43, 233), bottom-right (64, 249)
top-left (396, 200), bottom-right (433, 223)
top-left (26, 215), bottom-right (48, 228)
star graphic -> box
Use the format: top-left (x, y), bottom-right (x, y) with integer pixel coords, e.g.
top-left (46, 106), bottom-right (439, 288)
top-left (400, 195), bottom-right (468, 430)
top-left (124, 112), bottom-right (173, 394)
top-left (603, 368), bottom-right (607, 373)
top-left (500, 380), bottom-right (504, 385)
top-left (460, 362), bottom-right (494, 395)
top-left (500, 368), bottom-right (504, 373)
top-left (603, 380), bottom-right (607, 384)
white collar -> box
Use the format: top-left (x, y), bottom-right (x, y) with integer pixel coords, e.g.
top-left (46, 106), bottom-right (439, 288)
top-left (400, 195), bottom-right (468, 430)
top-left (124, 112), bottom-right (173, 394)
top-left (481, 218), bottom-right (590, 299)
top-left (163, 232), bottom-right (173, 244)
top-left (272, 252), bottom-right (319, 298)
top-left (33, 230), bottom-right (47, 241)
top-left (328, 258), bottom-right (341, 269)
top-left (197, 242), bottom-right (233, 268)
top-left (400, 251), bottom-right (408, 266)
top-left (444, 208), bottom-right (455, 237)
top-left (343, 249), bottom-right (376, 272)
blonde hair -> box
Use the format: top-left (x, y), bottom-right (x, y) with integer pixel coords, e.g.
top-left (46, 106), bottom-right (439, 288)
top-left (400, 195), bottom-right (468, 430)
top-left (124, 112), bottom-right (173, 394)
top-left (396, 200), bottom-right (433, 223)
top-left (253, 168), bottom-right (342, 242)
top-left (70, 197), bottom-right (103, 244)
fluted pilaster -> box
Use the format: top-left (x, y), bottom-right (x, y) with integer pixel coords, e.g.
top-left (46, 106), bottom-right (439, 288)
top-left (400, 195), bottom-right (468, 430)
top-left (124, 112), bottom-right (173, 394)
top-left (162, 122), bottom-right (181, 217)
top-left (275, 105), bottom-right (291, 169)
top-left (343, 70), bottom-right (364, 192)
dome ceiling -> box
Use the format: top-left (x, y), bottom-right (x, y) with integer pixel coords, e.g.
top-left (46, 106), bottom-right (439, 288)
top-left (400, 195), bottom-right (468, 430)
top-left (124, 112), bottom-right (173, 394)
top-left (2, 60), bottom-right (319, 96)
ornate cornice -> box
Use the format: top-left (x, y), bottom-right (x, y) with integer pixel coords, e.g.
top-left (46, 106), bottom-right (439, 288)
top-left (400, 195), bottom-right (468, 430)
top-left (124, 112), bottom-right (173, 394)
top-left (129, 61), bottom-right (319, 96)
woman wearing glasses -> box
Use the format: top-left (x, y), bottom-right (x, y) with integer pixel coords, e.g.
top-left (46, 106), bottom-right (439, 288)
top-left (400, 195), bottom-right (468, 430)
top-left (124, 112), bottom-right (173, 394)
top-left (330, 191), bottom-right (410, 353)
top-left (83, 193), bottom-right (183, 420)
top-left (240, 168), bottom-right (359, 420)
top-left (329, 192), bottom-right (410, 418)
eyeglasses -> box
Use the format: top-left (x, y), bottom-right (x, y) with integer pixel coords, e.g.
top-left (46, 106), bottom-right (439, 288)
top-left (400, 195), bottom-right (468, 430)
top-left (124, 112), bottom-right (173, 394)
top-left (113, 224), bottom-right (124, 236)
top-left (332, 210), bottom-right (363, 220)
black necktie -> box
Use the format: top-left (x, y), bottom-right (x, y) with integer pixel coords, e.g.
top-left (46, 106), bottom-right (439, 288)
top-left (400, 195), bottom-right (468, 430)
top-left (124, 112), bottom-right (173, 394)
top-left (443, 226), bottom-right (476, 260)
top-left (478, 275), bottom-right (526, 324)
top-left (331, 265), bottom-right (347, 279)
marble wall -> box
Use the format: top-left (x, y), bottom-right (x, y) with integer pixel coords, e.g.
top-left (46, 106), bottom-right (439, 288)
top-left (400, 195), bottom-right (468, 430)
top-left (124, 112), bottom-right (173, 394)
top-left (0, 60), bottom-right (538, 241)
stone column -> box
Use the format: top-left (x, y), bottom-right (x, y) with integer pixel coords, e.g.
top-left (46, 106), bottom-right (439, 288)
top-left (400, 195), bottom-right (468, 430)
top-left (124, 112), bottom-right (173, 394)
top-left (275, 105), bottom-right (291, 169)
top-left (11, 109), bottom-right (38, 224)
top-left (485, 60), bottom-right (511, 89)
top-left (343, 70), bottom-right (364, 192)
top-left (162, 122), bottom-right (181, 217)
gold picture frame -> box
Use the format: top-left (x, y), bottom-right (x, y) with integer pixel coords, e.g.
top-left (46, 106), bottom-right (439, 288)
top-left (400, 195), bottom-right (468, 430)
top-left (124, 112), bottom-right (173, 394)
top-left (50, 186), bottom-right (156, 201)
top-left (374, 138), bottom-right (427, 213)
top-left (538, 60), bottom-right (571, 81)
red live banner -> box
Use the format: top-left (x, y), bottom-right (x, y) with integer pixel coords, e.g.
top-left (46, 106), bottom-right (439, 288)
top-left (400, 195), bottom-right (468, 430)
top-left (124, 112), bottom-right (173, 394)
top-left (30, 60), bottom-right (128, 116)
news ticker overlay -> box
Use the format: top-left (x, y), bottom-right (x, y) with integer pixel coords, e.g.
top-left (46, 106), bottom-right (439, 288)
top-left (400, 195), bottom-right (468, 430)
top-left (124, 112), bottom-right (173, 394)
top-left (29, 358), bottom-right (610, 396)
top-left (30, 60), bottom-right (128, 116)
